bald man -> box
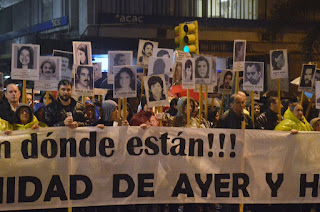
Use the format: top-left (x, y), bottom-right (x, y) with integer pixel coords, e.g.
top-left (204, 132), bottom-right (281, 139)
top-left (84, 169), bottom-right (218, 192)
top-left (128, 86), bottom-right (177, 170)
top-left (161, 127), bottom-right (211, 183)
top-left (0, 84), bottom-right (21, 123)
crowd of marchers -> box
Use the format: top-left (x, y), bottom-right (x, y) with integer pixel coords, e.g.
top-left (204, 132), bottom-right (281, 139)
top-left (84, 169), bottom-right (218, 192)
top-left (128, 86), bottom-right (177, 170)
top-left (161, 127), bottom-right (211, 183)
top-left (1, 80), bottom-right (320, 211)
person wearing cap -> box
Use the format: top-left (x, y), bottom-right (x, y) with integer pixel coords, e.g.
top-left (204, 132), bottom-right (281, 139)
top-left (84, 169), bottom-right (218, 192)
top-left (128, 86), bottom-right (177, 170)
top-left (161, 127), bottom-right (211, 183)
top-left (33, 103), bottom-right (48, 128)
top-left (13, 104), bottom-right (40, 130)
top-left (310, 117), bottom-right (320, 131)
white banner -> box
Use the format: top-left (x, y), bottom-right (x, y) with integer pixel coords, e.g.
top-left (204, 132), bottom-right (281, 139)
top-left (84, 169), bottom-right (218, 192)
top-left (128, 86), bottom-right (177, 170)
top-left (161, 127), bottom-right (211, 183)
top-left (1, 127), bottom-right (320, 210)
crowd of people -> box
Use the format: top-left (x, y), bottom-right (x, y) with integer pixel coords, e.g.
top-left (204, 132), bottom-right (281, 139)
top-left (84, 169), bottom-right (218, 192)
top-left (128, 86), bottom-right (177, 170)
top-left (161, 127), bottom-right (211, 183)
top-left (1, 79), bottom-right (320, 212)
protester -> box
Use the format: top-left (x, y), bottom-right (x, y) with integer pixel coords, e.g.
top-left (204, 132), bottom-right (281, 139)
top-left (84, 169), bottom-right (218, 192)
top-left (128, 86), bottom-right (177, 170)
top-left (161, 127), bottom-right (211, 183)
top-left (165, 97), bottom-right (178, 117)
top-left (40, 92), bottom-right (55, 106)
top-left (130, 96), bottom-right (153, 126)
top-left (0, 84), bottom-right (21, 124)
top-left (0, 118), bottom-right (13, 132)
top-left (85, 101), bottom-right (101, 126)
top-left (275, 102), bottom-right (312, 132)
top-left (98, 100), bottom-right (120, 126)
top-left (33, 103), bottom-right (48, 127)
top-left (13, 103), bottom-right (39, 130)
top-left (218, 93), bottom-right (253, 129)
top-left (255, 97), bottom-right (282, 130)
top-left (310, 117), bottom-right (320, 131)
top-left (168, 97), bottom-right (199, 128)
top-left (45, 80), bottom-right (89, 128)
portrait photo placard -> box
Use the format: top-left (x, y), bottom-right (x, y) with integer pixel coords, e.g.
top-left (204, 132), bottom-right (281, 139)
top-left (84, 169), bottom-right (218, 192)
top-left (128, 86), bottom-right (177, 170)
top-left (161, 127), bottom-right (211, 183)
top-left (147, 57), bottom-right (171, 76)
top-left (194, 55), bottom-right (212, 85)
top-left (34, 56), bottom-right (61, 91)
top-left (182, 57), bottom-right (195, 89)
top-left (74, 65), bottom-right (94, 96)
top-left (107, 51), bottom-right (133, 84)
top-left (11, 44), bottom-right (40, 80)
top-left (218, 69), bottom-right (234, 94)
top-left (137, 39), bottom-right (159, 67)
top-left (313, 69), bottom-right (320, 91)
top-left (298, 64), bottom-right (316, 92)
top-left (113, 66), bottom-right (137, 98)
top-left (144, 74), bottom-right (169, 107)
top-left (153, 48), bottom-right (174, 61)
top-left (233, 40), bottom-right (246, 72)
top-left (73, 41), bottom-right (92, 66)
top-left (0, 72), bottom-right (3, 91)
top-left (53, 50), bottom-right (73, 82)
top-left (270, 49), bottom-right (288, 79)
top-left (316, 81), bottom-right (320, 109)
top-left (243, 62), bottom-right (264, 92)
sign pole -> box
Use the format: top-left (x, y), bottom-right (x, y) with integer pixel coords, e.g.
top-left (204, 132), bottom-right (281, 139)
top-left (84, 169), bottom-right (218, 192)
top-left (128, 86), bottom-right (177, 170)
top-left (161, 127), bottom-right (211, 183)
top-left (235, 71), bottom-right (239, 94)
top-left (277, 79), bottom-right (282, 122)
top-left (250, 91), bottom-right (255, 124)
top-left (118, 98), bottom-right (122, 119)
top-left (22, 80), bottom-right (27, 104)
top-left (141, 68), bottom-right (147, 96)
top-left (199, 84), bottom-right (203, 127)
top-left (205, 85), bottom-right (208, 121)
top-left (219, 94), bottom-right (225, 118)
top-left (187, 89), bottom-right (190, 127)
top-left (123, 98), bottom-right (127, 121)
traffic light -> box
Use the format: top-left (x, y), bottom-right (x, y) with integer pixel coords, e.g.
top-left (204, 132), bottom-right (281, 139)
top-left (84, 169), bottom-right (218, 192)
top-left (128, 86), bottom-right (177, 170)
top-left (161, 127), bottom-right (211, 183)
top-left (182, 21), bottom-right (199, 55)
top-left (174, 23), bottom-right (186, 50)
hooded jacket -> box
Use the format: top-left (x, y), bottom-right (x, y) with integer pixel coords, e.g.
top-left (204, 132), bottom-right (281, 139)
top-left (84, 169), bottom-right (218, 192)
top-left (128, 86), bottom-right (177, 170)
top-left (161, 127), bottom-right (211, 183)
top-left (0, 118), bottom-right (13, 131)
top-left (101, 100), bottom-right (118, 126)
top-left (168, 97), bottom-right (199, 128)
top-left (13, 104), bottom-right (40, 130)
top-left (275, 108), bottom-right (313, 131)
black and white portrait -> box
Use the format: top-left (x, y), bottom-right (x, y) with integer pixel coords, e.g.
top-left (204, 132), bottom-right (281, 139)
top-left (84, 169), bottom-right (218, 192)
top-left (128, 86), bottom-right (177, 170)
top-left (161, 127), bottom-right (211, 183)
top-left (113, 66), bottom-right (137, 98)
top-left (313, 69), bottom-right (320, 90)
top-left (137, 39), bottom-right (159, 67)
top-left (233, 40), bottom-right (246, 72)
top-left (153, 48), bottom-right (174, 60)
top-left (299, 64), bottom-right (316, 91)
top-left (218, 69), bottom-right (234, 94)
top-left (194, 55), bottom-right (212, 85)
top-left (107, 51), bottom-right (133, 84)
top-left (148, 57), bottom-right (171, 87)
top-left (74, 65), bottom-right (94, 96)
top-left (182, 57), bottom-right (195, 89)
top-left (243, 62), bottom-right (264, 92)
top-left (53, 50), bottom-right (73, 81)
top-left (11, 44), bottom-right (40, 80)
top-left (144, 74), bottom-right (169, 107)
top-left (270, 49), bottom-right (288, 79)
top-left (73, 41), bottom-right (92, 66)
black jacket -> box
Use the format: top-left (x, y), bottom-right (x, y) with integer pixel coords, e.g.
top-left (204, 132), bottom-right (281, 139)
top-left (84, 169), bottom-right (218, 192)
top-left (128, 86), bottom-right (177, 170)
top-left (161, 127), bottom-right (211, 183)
top-left (217, 109), bottom-right (253, 129)
top-left (45, 98), bottom-right (89, 127)
top-left (0, 98), bottom-right (15, 124)
top-left (255, 109), bottom-right (279, 130)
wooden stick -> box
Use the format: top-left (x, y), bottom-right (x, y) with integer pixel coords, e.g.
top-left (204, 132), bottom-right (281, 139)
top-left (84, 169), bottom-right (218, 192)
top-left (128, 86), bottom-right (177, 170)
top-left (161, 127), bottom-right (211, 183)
top-left (250, 91), bottom-right (254, 124)
top-left (277, 79), bottom-right (282, 122)
top-left (205, 85), bottom-right (208, 121)
top-left (187, 89), bottom-right (190, 127)
top-left (239, 204), bottom-right (244, 212)
top-left (123, 98), bottom-right (127, 121)
top-left (22, 80), bottom-right (27, 104)
top-left (141, 68), bottom-right (147, 96)
top-left (159, 106), bottom-right (163, 127)
top-left (199, 84), bottom-right (203, 127)
top-left (45, 92), bottom-right (50, 106)
top-left (98, 95), bottom-right (101, 102)
top-left (235, 71), bottom-right (239, 94)
top-left (118, 98), bottom-right (122, 119)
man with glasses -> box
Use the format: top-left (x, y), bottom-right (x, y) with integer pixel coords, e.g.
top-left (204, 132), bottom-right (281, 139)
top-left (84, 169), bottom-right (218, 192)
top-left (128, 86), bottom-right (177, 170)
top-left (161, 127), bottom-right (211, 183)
top-left (217, 93), bottom-right (253, 129)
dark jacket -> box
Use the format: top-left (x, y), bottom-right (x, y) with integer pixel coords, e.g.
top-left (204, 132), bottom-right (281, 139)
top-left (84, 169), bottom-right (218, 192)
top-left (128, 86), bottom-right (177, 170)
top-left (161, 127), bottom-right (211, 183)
top-left (217, 109), bottom-right (253, 129)
top-left (255, 109), bottom-right (279, 130)
top-left (0, 98), bottom-right (15, 124)
top-left (45, 98), bottom-right (89, 127)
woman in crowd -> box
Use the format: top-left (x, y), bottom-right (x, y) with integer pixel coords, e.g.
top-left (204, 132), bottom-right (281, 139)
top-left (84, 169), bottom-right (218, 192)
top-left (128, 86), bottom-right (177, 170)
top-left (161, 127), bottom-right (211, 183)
top-left (97, 100), bottom-right (129, 128)
top-left (40, 92), bottom-right (55, 106)
top-left (40, 59), bottom-right (56, 80)
top-left (85, 101), bottom-right (101, 126)
top-left (168, 97), bottom-right (199, 128)
top-left (33, 103), bottom-right (48, 127)
top-left (13, 104), bottom-right (40, 130)
top-left (17, 46), bottom-right (34, 69)
top-left (275, 102), bottom-right (313, 132)
top-left (310, 117), bottom-right (320, 131)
